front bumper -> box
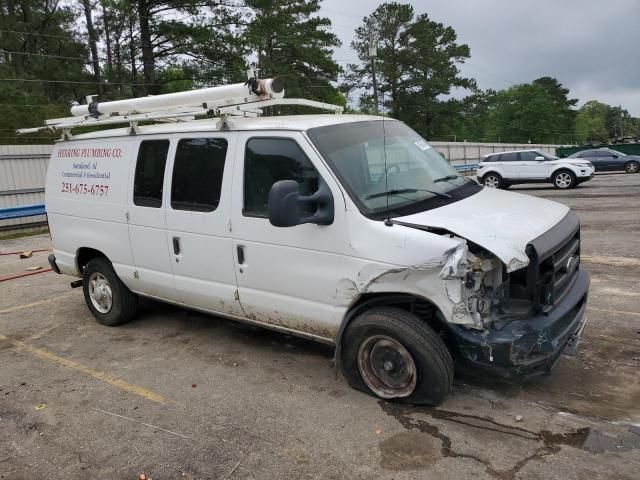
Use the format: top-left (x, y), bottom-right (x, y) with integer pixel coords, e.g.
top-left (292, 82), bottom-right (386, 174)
top-left (449, 267), bottom-right (590, 380)
top-left (576, 169), bottom-right (595, 180)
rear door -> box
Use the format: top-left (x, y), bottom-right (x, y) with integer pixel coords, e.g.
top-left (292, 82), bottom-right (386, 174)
top-left (128, 139), bottom-right (177, 300)
top-left (498, 151), bottom-right (523, 179)
top-left (592, 150), bottom-right (618, 171)
top-left (602, 150), bottom-right (626, 170)
top-left (164, 134), bottom-right (243, 316)
top-left (229, 132), bottom-right (347, 341)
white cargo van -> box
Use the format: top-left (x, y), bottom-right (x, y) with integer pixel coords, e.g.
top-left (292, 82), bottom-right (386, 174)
top-left (32, 79), bottom-right (589, 405)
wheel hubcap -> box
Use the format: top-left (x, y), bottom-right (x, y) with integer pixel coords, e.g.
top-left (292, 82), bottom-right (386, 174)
top-left (628, 163), bottom-right (639, 173)
top-left (88, 272), bottom-right (113, 314)
top-left (357, 335), bottom-right (417, 399)
top-left (484, 176), bottom-right (499, 188)
top-left (555, 172), bottom-right (572, 188)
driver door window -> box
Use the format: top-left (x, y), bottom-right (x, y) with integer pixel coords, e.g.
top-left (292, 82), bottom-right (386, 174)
top-left (243, 138), bottom-right (319, 217)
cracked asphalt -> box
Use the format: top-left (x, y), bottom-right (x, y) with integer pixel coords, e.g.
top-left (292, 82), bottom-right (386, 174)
top-left (1, 172), bottom-right (639, 479)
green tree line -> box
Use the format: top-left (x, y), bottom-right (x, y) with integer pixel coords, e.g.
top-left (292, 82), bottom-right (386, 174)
top-left (1, 0), bottom-right (638, 144)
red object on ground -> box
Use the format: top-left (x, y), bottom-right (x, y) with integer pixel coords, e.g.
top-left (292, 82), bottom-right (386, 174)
top-left (0, 248), bottom-right (50, 256)
top-left (0, 268), bottom-right (53, 282)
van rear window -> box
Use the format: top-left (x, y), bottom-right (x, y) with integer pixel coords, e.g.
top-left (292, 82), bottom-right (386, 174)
top-left (133, 140), bottom-right (170, 208)
top-left (171, 138), bottom-right (228, 212)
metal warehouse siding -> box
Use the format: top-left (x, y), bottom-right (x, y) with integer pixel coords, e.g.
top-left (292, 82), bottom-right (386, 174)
top-left (0, 145), bottom-right (52, 230)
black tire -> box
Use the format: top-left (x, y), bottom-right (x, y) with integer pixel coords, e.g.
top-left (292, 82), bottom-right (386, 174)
top-left (482, 173), bottom-right (503, 189)
top-left (82, 257), bottom-right (138, 326)
top-left (624, 161), bottom-right (639, 174)
top-left (340, 307), bottom-right (453, 406)
top-left (552, 169), bottom-right (576, 189)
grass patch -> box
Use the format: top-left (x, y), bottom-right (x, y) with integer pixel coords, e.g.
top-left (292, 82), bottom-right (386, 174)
top-left (0, 227), bottom-right (49, 241)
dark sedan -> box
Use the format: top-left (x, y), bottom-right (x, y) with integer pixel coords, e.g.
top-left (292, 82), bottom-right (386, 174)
top-left (568, 148), bottom-right (640, 173)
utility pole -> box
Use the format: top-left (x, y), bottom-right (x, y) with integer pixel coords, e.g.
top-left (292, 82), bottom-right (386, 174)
top-left (369, 36), bottom-right (378, 114)
top-left (82, 0), bottom-right (103, 96)
top-left (620, 105), bottom-right (624, 139)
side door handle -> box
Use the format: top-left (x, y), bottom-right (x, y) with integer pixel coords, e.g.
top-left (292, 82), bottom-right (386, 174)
top-left (172, 236), bottom-right (181, 255)
top-left (237, 245), bottom-right (245, 265)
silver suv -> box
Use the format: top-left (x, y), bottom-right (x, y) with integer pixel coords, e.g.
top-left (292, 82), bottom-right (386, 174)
top-left (477, 149), bottom-right (595, 189)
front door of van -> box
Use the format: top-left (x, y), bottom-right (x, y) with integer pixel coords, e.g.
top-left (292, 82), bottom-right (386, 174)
top-left (164, 135), bottom-right (243, 317)
top-left (229, 132), bottom-right (346, 342)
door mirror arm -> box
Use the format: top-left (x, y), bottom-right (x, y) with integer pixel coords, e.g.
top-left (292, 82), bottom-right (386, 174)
top-left (268, 179), bottom-right (334, 227)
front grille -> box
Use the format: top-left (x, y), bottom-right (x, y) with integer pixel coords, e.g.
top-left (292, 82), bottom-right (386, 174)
top-left (508, 211), bottom-right (581, 313)
top-left (538, 230), bottom-right (580, 308)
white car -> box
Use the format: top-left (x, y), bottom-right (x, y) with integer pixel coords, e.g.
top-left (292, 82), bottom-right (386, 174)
top-left (34, 79), bottom-right (589, 405)
top-left (477, 149), bottom-right (595, 189)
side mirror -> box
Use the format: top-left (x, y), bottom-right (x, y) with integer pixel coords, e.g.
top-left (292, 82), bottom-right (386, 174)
top-left (268, 179), bottom-right (334, 227)
top-left (535, 156), bottom-right (545, 161)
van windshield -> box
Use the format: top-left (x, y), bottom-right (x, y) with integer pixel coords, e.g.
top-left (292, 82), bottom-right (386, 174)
top-left (307, 120), bottom-right (479, 217)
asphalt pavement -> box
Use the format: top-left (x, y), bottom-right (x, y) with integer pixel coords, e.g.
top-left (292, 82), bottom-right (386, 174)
top-left (1, 172), bottom-right (639, 479)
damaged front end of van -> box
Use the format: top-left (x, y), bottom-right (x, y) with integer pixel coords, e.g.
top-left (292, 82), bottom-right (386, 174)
top-left (390, 209), bottom-right (589, 380)
top-left (337, 198), bottom-right (589, 382)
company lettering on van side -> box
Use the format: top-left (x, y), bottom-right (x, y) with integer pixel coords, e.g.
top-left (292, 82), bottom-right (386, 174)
top-left (58, 147), bottom-right (117, 197)
top-left (57, 147), bottom-right (122, 158)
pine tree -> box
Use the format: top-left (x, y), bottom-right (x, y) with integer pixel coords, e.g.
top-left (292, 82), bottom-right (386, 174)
top-left (0, 0), bottom-right (91, 142)
top-left (347, 2), bottom-right (473, 138)
top-left (244, 0), bottom-right (343, 105)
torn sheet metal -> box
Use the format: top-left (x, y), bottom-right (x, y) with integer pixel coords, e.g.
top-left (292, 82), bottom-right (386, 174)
top-left (439, 243), bottom-right (469, 280)
top-left (392, 187), bottom-right (570, 272)
top-left (335, 243), bottom-right (488, 328)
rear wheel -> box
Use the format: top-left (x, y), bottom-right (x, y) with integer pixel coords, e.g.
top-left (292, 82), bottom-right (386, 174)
top-left (625, 161), bottom-right (639, 174)
top-left (83, 257), bottom-right (138, 326)
top-left (482, 173), bottom-right (503, 189)
top-left (553, 170), bottom-right (576, 189)
top-left (341, 307), bottom-right (453, 406)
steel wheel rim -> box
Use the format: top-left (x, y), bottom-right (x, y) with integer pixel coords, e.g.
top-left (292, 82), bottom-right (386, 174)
top-left (88, 272), bottom-right (113, 314)
top-left (555, 172), bottom-right (572, 188)
top-left (484, 175), bottom-right (499, 188)
top-left (357, 335), bottom-right (417, 399)
top-left (627, 163), bottom-right (639, 173)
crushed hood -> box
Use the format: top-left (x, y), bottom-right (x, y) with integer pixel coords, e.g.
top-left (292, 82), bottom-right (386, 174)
top-left (394, 187), bottom-right (570, 272)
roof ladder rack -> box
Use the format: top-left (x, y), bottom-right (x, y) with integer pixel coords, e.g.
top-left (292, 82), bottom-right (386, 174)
top-left (17, 75), bottom-right (343, 136)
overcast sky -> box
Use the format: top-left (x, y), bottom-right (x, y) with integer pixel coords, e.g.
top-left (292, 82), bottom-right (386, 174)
top-left (319, 0), bottom-right (640, 115)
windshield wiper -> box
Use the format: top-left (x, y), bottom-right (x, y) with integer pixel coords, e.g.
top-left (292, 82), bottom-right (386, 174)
top-left (433, 174), bottom-right (460, 183)
top-left (365, 188), bottom-right (452, 200)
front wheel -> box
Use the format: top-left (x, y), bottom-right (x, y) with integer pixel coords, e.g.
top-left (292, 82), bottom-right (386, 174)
top-left (83, 257), bottom-right (138, 326)
top-left (341, 307), bottom-right (453, 405)
top-left (625, 161), bottom-right (639, 174)
top-left (553, 170), bottom-right (576, 189)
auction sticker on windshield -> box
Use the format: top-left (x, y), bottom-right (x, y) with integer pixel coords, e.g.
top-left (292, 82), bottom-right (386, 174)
top-left (414, 140), bottom-right (431, 151)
